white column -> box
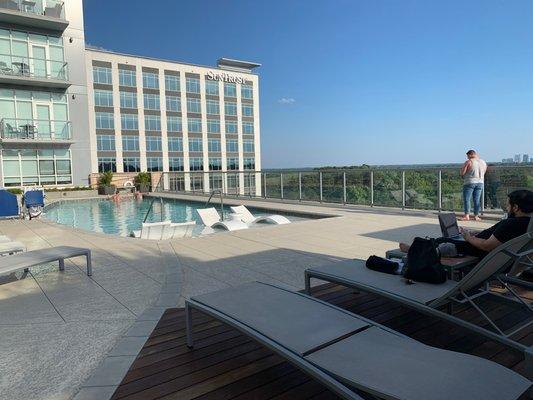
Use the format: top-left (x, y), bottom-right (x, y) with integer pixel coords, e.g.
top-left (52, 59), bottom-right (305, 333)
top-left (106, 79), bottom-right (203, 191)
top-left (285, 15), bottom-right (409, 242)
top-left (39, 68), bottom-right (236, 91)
top-left (200, 75), bottom-right (209, 193)
top-left (236, 82), bottom-right (245, 195)
top-left (218, 79), bottom-right (227, 193)
top-left (136, 64), bottom-right (147, 171)
top-left (159, 69), bottom-right (169, 173)
top-left (181, 73), bottom-right (191, 191)
top-left (111, 61), bottom-right (123, 172)
top-left (85, 54), bottom-right (98, 173)
top-left (253, 77), bottom-right (261, 196)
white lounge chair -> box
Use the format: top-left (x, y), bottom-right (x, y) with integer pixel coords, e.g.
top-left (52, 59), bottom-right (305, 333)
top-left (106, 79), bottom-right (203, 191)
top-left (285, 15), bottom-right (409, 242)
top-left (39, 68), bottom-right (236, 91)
top-left (0, 241), bottom-right (26, 256)
top-left (132, 220), bottom-right (172, 240)
top-left (230, 205), bottom-right (291, 225)
top-left (196, 208), bottom-right (248, 231)
top-left (167, 221), bottom-right (196, 239)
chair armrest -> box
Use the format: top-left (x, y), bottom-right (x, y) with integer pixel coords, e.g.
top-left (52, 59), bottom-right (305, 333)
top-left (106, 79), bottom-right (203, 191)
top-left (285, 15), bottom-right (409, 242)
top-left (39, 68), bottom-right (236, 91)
top-left (499, 274), bottom-right (533, 291)
top-left (502, 248), bottom-right (533, 259)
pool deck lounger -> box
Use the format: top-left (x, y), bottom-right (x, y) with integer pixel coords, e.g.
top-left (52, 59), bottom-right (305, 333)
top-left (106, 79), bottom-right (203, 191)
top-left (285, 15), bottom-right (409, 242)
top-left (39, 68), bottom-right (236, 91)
top-left (186, 282), bottom-right (531, 400)
top-left (0, 246), bottom-right (92, 276)
top-left (196, 207), bottom-right (248, 231)
top-left (230, 205), bottom-right (291, 225)
top-left (132, 220), bottom-right (196, 240)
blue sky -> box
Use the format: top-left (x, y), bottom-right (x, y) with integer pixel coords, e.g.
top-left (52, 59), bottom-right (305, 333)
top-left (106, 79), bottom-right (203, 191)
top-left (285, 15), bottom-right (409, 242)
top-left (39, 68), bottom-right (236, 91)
top-left (84, 0), bottom-right (533, 168)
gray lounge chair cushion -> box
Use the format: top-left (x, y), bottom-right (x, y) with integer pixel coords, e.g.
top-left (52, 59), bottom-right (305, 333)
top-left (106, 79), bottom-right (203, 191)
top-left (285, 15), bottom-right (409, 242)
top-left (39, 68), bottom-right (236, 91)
top-left (306, 326), bottom-right (530, 400)
top-left (309, 259), bottom-right (457, 305)
top-left (191, 282), bottom-right (369, 356)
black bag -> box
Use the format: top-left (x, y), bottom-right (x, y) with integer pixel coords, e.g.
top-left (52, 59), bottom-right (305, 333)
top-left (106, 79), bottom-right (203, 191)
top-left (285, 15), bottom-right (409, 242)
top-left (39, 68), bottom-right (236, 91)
top-left (403, 237), bottom-right (447, 284)
top-left (366, 255), bottom-right (399, 275)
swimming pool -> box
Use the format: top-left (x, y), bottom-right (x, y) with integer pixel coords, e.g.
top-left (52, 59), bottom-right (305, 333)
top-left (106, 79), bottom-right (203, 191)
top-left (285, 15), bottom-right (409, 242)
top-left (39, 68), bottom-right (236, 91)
top-left (44, 197), bottom-right (310, 237)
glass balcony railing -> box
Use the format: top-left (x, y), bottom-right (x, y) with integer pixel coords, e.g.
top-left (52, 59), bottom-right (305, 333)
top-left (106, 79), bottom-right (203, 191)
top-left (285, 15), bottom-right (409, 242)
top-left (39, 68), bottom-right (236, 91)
top-left (0, 53), bottom-right (68, 81)
top-left (0, 117), bottom-right (71, 140)
top-left (153, 166), bottom-right (533, 214)
top-left (0, 0), bottom-right (65, 19)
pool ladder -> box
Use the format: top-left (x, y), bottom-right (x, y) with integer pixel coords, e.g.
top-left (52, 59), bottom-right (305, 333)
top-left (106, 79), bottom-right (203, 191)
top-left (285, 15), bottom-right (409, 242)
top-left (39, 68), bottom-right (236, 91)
top-left (143, 196), bottom-right (165, 223)
top-left (206, 190), bottom-right (225, 220)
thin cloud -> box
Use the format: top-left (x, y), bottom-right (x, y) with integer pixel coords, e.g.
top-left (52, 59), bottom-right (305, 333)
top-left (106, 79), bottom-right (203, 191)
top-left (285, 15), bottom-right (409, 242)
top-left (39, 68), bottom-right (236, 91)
top-left (278, 97), bottom-right (296, 104)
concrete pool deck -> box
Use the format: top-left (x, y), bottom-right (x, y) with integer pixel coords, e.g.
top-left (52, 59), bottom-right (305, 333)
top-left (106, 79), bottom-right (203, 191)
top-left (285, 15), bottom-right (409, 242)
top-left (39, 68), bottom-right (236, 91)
top-left (0, 197), bottom-right (494, 400)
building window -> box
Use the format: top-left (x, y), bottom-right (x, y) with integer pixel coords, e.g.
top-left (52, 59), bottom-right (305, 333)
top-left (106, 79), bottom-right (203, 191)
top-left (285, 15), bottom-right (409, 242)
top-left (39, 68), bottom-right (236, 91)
top-left (168, 137), bottom-right (183, 151)
top-left (243, 140), bottom-right (254, 153)
top-left (206, 100), bottom-right (219, 115)
top-left (167, 116), bottom-right (182, 132)
top-left (1, 149), bottom-right (72, 186)
top-left (224, 101), bottom-right (237, 116)
top-left (242, 121), bottom-right (254, 135)
top-left (208, 139), bottom-right (221, 152)
top-left (189, 157), bottom-right (203, 171)
top-left (187, 118), bottom-right (201, 133)
top-left (120, 92), bottom-right (137, 109)
top-left (209, 174), bottom-right (223, 190)
top-left (98, 157), bottom-right (116, 172)
top-left (146, 136), bottom-right (162, 152)
top-left (119, 69), bottom-right (136, 87)
top-left (143, 93), bottom-right (160, 110)
top-left (94, 90), bottom-right (113, 107)
top-left (243, 157), bottom-right (255, 170)
top-left (242, 104), bottom-right (254, 117)
top-left (186, 77), bottom-right (200, 93)
top-left (143, 72), bottom-right (159, 89)
top-left (123, 157), bottom-right (140, 172)
top-left (165, 74), bottom-right (180, 91)
top-left (146, 157), bottom-right (163, 171)
top-left (120, 114), bottom-right (138, 130)
top-left (227, 174), bottom-right (239, 191)
top-left (224, 83), bottom-right (236, 97)
top-left (226, 139), bottom-right (238, 153)
top-left (186, 97), bottom-right (201, 113)
top-left (169, 157), bottom-right (184, 171)
top-left (97, 135), bottom-right (116, 151)
top-left (93, 66), bottom-right (112, 84)
top-left (207, 119), bottom-right (220, 134)
top-left (227, 157), bottom-right (239, 170)
top-left (122, 135), bottom-right (139, 151)
top-left (188, 138), bottom-right (203, 152)
top-left (166, 95), bottom-right (181, 112)
top-left (95, 112), bottom-right (114, 129)
top-left (144, 115), bottom-right (161, 131)
top-left (205, 80), bottom-right (219, 95)
top-left (225, 120), bottom-right (238, 134)
top-left (241, 84), bottom-right (253, 99)
top-left (209, 157), bottom-right (222, 171)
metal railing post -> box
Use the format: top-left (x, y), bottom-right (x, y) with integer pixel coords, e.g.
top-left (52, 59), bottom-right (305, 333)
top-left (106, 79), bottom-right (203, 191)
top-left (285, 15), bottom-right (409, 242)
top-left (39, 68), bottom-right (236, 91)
top-left (280, 173), bottom-right (284, 200)
top-left (298, 172), bottom-right (302, 201)
top-left (481, 185), bottom-right (485, 215)
top-left (370, 171), bottom-right (374, 207)
top-left (343, 171), bottom-right (347, 204)
top-left (401, 171), bottom-right (406, 210)
top-left (248, 172), bottom-right (252, 198)
top-left (438, 170), bottom-right (442, 212)
top-left (160, 197), bottom-right (164, 222)
top-left (319, 172), bottom-right (323, 203)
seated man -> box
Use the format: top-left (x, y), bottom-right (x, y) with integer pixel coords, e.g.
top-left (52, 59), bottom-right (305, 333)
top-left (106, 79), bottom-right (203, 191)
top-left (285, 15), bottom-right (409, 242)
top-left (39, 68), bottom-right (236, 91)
top-left (399, 189), bottom-right (532, 258)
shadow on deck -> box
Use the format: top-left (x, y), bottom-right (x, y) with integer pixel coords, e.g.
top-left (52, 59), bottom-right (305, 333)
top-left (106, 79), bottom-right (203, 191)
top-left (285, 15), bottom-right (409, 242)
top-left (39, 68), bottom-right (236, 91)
top-left (110, 284), bottom-right (532, 400)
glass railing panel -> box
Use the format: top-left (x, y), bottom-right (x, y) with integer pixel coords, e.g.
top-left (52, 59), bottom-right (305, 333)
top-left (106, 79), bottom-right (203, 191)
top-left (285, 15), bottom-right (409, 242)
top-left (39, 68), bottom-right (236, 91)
top-left (225, 172), bottom-right (241, 195)
top-left (301, 171), bottom-right (320, 201)
top-left (345, 169), bottom-right (371, 205)
top-left (484, 166), bottom-right (533, 212)
top-left (321, 171), bottom-right (344, 203)
top-left (0, 54), bottom-right (68, 80)
top-left (0, 0), bottom-right (65, 19)
top-left (440, 169), bottom-right (463, 212)
top-left (372, 170), bottom-right (402, 207)
top-left (281, 172), bottom-right (299, 200)
top-left (264, 173), bottom-right (281, 199)
top-left (404, 169), bottom-right (438, 210)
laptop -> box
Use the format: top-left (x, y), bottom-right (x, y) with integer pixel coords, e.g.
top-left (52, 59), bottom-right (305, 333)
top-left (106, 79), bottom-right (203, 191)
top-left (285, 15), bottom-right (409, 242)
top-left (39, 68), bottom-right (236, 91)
top-left (438, 213), bottom-right (465, 241)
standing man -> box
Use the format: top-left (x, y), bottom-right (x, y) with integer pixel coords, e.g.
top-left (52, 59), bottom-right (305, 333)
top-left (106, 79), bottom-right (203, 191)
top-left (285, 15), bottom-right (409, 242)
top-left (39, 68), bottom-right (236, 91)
top-left (461, 149), bottom-right (487, 221)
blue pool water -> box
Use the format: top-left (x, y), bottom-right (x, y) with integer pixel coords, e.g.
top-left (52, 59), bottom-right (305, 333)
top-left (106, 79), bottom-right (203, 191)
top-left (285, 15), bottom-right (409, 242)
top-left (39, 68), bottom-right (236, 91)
top-left (44, 197), bottom-right (307, 237)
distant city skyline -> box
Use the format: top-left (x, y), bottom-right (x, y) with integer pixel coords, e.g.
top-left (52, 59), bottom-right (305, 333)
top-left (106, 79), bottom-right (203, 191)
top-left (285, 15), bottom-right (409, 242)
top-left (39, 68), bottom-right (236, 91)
top-left (84, 0), bottom-right (533, 168)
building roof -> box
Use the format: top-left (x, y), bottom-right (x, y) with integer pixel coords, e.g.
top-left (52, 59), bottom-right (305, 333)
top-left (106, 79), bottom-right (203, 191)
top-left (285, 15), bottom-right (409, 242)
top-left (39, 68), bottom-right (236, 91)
top-left (85, 46), bottom-right (260, 75)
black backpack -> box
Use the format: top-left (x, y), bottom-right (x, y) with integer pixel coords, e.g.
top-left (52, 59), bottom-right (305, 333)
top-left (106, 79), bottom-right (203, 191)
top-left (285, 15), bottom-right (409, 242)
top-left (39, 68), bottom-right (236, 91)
top-left (403, 237), bottom-right (447, 284)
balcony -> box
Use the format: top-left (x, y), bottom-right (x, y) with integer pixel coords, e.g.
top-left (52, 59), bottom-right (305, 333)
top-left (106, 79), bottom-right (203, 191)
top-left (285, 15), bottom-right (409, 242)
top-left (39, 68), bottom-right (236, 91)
top-left (0, 0), bottom-right (68, 31)
top-left (0, 117), bottom-right (72, 144)
top-left (0, 53), bottom-right (69, 88)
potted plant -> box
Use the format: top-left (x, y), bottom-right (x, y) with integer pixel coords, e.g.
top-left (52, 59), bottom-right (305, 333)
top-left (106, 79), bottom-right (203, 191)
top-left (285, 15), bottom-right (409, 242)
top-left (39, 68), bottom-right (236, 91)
top-left (135, 172), bottom-right (151, 193)
top-left (98, 171), bottom-right (116, 195)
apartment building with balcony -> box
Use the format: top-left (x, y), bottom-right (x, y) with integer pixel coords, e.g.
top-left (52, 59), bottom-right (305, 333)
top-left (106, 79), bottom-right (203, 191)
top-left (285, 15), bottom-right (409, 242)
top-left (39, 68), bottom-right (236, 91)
top-left (0, 0), bottom-right (91, 187)
top-left (86, 50), bottom-right (262, 194)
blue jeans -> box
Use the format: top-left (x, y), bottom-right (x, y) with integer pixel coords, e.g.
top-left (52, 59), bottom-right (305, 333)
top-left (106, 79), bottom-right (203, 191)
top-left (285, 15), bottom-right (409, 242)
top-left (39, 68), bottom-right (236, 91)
top-left (463, 183), bottom-right (483, 215)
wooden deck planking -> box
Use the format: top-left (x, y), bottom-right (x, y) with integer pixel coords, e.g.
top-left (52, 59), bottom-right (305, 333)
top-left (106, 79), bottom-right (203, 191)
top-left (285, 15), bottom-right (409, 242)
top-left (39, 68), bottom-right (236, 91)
top-left (111, 283), bottom-right (530, 400)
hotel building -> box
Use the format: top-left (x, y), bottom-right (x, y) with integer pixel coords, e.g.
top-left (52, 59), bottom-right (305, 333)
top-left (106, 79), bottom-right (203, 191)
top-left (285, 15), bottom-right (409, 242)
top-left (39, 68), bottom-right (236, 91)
top-left (0, 0), bottom-right (262, 194)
